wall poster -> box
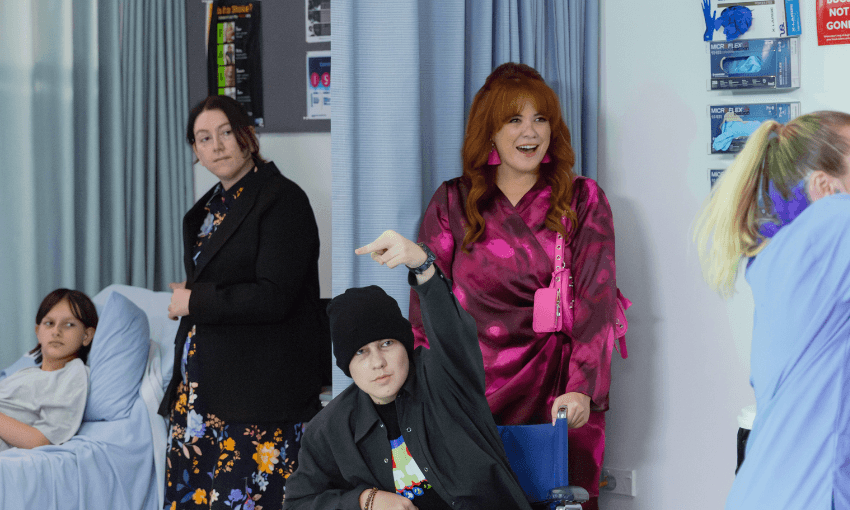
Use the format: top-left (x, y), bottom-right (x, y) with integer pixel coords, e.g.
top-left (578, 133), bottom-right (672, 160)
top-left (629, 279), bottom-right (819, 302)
top-left (306, 51), bottom-right (330, 120)
top-left (817, 0), bottom-right (850, 46)
top-left (306, 0), bottom-right (331, 43)
top-left (208, 0), bottom-right (264, 126)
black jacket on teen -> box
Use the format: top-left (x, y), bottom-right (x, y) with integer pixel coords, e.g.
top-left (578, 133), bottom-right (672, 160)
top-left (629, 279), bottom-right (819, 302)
top-left (283, 268), bottom-right (532, 510)
top-left (158, 160), bottom-right (323, 424)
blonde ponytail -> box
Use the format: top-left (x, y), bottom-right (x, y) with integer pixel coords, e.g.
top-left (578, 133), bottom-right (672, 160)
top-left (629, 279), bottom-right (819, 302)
top-left (694, 121), bottom-right (778, 298)
top-left (694, 111), bottom-right (850, 298)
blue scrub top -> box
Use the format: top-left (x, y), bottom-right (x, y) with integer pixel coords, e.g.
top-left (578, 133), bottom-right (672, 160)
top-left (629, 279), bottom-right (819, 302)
top-left (726, 194), bottom-right (850, 510)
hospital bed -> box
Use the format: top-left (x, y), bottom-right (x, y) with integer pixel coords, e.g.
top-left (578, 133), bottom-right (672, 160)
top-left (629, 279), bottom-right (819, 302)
top-left (0, 285), bottom-right (177, 510)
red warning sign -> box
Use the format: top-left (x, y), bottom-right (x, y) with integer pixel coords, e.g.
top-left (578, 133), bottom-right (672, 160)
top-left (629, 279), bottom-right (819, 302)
top-left (817, 0), bottom-right (850, 46)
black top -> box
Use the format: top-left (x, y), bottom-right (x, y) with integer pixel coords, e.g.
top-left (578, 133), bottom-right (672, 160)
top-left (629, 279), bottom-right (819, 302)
top-left (158, 160), bottom-right (323, 423)
top-left (373, 400), bottom-right (401, 440)
top-left (283, 268), bottom-right (533, 510)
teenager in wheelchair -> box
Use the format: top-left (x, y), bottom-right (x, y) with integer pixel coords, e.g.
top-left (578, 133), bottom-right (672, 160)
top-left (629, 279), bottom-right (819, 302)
top-left (284, 231), bottom-right (586, 510)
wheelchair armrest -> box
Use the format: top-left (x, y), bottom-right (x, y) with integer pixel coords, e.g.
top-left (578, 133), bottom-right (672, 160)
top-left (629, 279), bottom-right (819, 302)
top-left (549, 486), bottom-right (590, 503)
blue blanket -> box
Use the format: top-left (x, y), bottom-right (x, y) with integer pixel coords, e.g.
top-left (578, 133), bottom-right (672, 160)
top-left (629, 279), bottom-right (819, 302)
top-left (0, 398), bottom-right (158, 509)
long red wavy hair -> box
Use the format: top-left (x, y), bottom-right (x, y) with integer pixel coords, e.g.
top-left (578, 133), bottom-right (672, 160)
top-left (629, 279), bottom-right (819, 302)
top-left (461, 63), bottom-right (577, 251)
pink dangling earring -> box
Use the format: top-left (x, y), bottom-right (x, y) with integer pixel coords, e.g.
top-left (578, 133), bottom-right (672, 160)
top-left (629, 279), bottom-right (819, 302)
top-left (541, 153), bottom-right (552, 163)
top-left (488, 145), bottom-right (501, 165)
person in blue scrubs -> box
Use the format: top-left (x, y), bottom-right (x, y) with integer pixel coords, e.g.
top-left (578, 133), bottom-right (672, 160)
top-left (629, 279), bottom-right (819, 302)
top-left (694, 111), bottom-right (850, 510)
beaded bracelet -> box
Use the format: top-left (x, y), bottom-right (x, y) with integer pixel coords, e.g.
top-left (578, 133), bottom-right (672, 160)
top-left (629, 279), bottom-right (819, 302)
top-left (364, 487), bottom-right (379, 510)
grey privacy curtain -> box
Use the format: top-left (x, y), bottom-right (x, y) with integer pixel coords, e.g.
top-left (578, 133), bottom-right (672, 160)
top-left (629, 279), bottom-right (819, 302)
top-left (331, 0), bottom-right (599, 394)
top-left (0, 0), bottom-right (191, 367)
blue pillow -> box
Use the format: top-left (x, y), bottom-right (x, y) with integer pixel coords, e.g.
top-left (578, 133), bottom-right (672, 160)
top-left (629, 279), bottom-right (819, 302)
top-left (83, 291), bottom-right (150, 422)
top-left (0, 353), bottom-right (37, 382)
top-left (92, 284), bottom-right (177, 393)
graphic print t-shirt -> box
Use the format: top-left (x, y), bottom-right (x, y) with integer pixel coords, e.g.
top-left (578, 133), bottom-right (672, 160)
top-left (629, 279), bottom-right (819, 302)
top-left (373, 401), bottom-right (452, 509)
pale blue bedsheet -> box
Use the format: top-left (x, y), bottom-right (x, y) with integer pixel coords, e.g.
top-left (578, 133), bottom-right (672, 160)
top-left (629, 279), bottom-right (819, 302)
top-left (0, 398), bottom-right (158, 509)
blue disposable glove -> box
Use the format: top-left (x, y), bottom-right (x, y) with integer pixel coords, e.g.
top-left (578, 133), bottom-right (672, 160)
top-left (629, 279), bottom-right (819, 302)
top-left (719, 6), bottom-right (753, 41)
top-left (712, 120), bottom-right (762, 151)
top-left (703, 0), bottom-right (718, 41)
top-left (723, 55), bottom-right (763, 74)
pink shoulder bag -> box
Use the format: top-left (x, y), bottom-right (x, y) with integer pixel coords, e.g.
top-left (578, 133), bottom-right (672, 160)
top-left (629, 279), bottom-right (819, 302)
top-left (531, 222), bottom-right (631, 359)
top-left (532, 230), bottom-right (573, 333)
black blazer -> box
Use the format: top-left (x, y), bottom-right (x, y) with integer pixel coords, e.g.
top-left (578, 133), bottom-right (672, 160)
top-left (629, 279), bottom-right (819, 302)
top-left (158, 161), bottom-right (323, 423)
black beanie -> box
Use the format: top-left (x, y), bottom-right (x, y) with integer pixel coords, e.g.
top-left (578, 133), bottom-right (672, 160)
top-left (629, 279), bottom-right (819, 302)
top-left (327, 285), bottom-right (415, 378)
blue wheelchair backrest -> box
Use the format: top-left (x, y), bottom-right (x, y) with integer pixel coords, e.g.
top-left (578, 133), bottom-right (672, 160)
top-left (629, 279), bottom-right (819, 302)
top-left (497, 417), bottom-right (569, 503)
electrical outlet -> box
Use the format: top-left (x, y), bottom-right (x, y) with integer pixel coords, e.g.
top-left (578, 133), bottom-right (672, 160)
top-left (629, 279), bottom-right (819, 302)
top-left (601, 467), bottom-right (636, 497)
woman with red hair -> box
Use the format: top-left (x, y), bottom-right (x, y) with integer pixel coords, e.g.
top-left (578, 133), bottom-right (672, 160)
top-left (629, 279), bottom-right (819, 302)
top-left (409, 63), bottom-right (628, 509)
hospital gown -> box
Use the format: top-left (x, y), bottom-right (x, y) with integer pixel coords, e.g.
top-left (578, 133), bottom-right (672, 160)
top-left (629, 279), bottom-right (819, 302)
top-left (0, 358), bottom-right (88, 451)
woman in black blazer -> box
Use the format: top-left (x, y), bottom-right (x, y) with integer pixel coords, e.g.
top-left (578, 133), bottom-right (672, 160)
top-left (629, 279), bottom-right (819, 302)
top-left (160, 95), bottom-right (322, 510)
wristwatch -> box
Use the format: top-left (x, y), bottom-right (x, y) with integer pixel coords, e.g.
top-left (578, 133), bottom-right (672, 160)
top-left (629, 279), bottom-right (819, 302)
top-left (409, 242), bottom-right (436, 275)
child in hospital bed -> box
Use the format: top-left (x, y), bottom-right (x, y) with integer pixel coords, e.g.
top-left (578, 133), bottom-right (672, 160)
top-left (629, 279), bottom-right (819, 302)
top-left (0, 289), bottom-right (97, 451)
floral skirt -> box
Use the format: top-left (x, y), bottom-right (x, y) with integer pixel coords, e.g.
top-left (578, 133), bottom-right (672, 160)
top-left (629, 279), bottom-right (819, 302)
top-left (164, 326), bottom-right (302, 510)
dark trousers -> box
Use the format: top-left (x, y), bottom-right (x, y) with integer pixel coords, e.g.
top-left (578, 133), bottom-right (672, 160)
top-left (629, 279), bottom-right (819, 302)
top-left (736, 427), bottom-right (751, 474)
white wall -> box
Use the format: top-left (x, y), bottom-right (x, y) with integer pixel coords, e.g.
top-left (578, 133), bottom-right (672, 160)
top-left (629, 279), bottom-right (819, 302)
top-left (599, 2), bottom-right (850, 509)
top-left (194, 132), bottom-right (332, 298)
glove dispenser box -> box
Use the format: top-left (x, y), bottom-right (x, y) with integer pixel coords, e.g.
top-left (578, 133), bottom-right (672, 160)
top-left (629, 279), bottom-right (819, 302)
top-left (709, 38), bottom-right (800, 90)
top-left (702, 0), bottom-right (801, 42)
top-left (709, 102), bottom-right (801, 154)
